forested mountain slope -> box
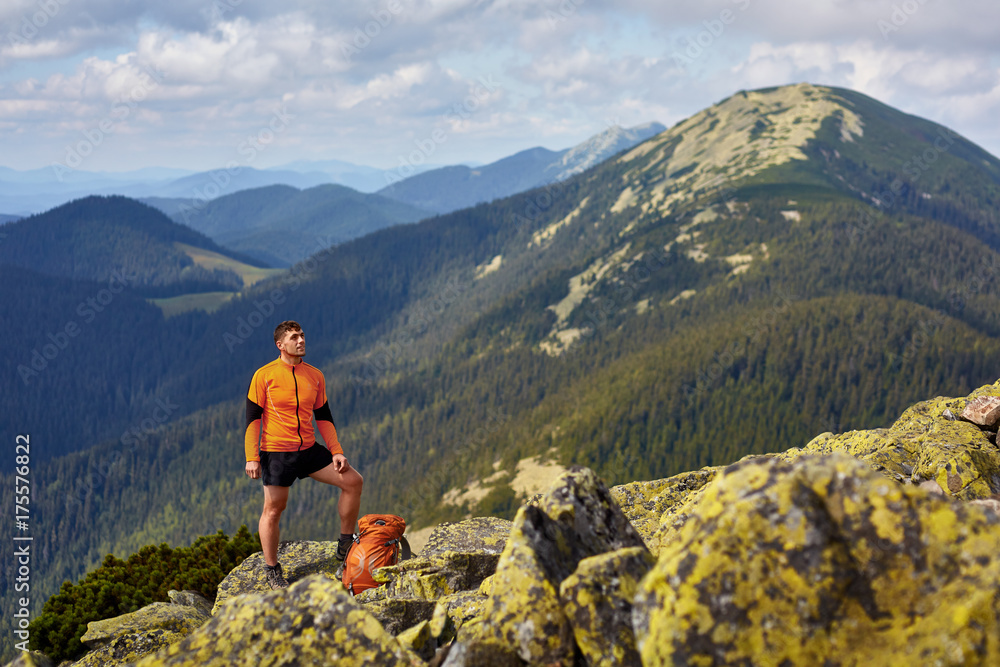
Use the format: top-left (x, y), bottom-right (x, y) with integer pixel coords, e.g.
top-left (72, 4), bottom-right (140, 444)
top-left (152, 183), bottom-right (432, 267)
top-left (0, 196), bottom-right (260, 296)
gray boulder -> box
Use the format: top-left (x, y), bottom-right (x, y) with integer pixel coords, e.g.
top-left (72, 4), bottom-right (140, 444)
top-left (211, 540), bottom-right (340, 614)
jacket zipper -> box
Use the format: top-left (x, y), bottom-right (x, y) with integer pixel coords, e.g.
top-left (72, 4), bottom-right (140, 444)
top-left (292, 365), bottom-right (303, 450)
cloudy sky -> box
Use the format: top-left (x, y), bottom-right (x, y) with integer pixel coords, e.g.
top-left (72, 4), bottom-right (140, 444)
top-left (1, 0), bottom-right (998, 174)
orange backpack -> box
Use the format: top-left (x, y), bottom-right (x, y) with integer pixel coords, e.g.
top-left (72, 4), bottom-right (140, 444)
top-left (342, 514), bottom-right (410, 595)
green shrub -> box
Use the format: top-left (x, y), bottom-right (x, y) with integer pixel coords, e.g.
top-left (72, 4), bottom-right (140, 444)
top-left (28, 525), bottom-right (259, 662)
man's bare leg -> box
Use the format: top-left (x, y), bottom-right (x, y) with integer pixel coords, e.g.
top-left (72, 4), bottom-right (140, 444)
top-left (260, 484), bottom-right (290, 566)
top-left (309, 465), bottom-right (364, 534)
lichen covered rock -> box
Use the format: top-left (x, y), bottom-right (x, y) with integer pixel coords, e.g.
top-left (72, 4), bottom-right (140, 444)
top-left (790, 427), bottom-right (922, 480)
top-left (611, 469), bottom-right (717, 552)
top-left (211, 540), bottom-right (341, 614)
top-left (560, 546), bottom-right (656, 667)
top-left (73, 602), bottom-right (207, 666)
top-left (364, 551), bottom-right (499, 601)
top-left (355, 550), bottom-right (498, 635)
top-left (2, 651), bottom-right (53, 667)
top-left (395, 620), bottom-right (435, 662)
top-left (438, 631), bottom-right (523, 667)
top-left (420, 517), bottom-right (512, 557)
top-left (477, 573), bottom-right (495, 597)
top-left (429, 598), bottom-right (454, 642)
top-left (166, 590), bottom-right (214, 618)
top-left (634, 453), bottom-right (1000, 666)
top-left (482, 466), bottom-right (648, 665)
top-left (650, 470), bottom-right (725, 554)
top-left (357, 597), bottom-right (438, 636)
top-left (436, 590), bottom-right (488, 631)
top-left (135, 575), bottom-right (421, 666)
top-left (776, 389), bottom-right (1000, 500)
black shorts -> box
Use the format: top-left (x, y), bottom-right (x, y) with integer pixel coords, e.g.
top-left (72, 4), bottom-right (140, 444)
top-left (260, 443), bottom-right (333, 487)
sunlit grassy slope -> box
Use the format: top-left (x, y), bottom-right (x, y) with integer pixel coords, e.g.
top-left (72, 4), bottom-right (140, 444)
top-left (174, 242), bottom-right (285, 287)
top-left (149, 243), bottom-right (286, 316)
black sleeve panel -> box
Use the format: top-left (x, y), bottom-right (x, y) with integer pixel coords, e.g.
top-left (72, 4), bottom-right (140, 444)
top-left (314, 401), bottom-right (336, 427)
top-left (246, 398), bottom-right (264, 427)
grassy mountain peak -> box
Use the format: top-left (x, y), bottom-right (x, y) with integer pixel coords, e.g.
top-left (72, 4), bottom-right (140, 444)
top-left (603, 83), bottom-right (1000, 243)
top-left (613, 82), bottom-right (864, 212)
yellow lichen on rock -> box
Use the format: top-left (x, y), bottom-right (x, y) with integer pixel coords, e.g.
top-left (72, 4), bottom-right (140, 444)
top-left (436, 590), bottom-right (488, 634)
top-left (73, 602), bottom-right (207, 666)
top-left (211, 539), bottom-right (343, 614)
top-left (395, 620), bottom-right (435, 662)
top-left (353, 546), bottom-right (500, 639)
top-left (559, 546), bottom-right (655, 667)
top-left (482, 509), bottom-right (573, 664)
top-left (477, 573), bottom-right (495, 597)
top-left (419, 516), bottom-right (512, 557)
top-left (782, 392), bottom-right (1000, 500)
top-left (354, 596), bottom-right (438, 636)
top-left (135, 575), bottom-right (422, 666)
top-left (429, 599), bottom-right (453, 642)
top-left (634, 454), bottom-right (1000, 666)
top-left (361, 551), bottom-right (498, 602)
top-left (650, 471), bottom-right (723, 553)
top-left (478, 467), bottom-right (648, 665)
top-left (610, 468), bottom-right (717, 552)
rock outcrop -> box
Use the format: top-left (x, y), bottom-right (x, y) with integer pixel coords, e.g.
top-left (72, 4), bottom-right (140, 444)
top-left (211, 539), bottom-right (341, 613)
top-left (454, 466), bottom-right (650, 665)
top-left (782, 390), bottom-right (1000, 500)
top-left (72, 602), bottom-right (207, 666)
top-left (135, 575), bottom-right (422, 666)
top-left (635, 453), bottom-right (1000, 665)
top-left (3, 653), bottom-right (52, 667)
top-left (351, 519), bottom-right (507, 655)
top-left (610, 469), bottom-right (717, 552)
top-left (166, 590), bottom-right (213, 618)
top-left (561, 546), bottom-right (656, 666)
top-left (358, 550), bottom-right (498, 635)
top-left (418, 516), bottom-right (511, 557)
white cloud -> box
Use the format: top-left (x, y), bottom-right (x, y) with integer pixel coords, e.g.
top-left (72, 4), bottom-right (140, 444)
top-left (0, 0), bottom-right (999, 171)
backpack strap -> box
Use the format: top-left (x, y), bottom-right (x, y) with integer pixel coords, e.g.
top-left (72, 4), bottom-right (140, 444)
top-left (400, 535), bottom-right (412, 561)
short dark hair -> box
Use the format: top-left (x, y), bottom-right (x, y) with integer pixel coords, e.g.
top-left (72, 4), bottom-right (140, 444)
top-left (274, 320), bottom-right (302, 344)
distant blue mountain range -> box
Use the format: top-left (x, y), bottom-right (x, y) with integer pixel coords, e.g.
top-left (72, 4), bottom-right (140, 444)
top-left (0, 122), bottom-right (663, 217)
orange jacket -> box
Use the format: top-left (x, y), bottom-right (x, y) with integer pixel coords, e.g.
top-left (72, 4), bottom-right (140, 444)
top-left (244, 358), bottom-right (342, 462)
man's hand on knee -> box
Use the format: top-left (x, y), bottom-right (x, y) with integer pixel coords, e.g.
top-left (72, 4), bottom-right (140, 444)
top-left (332, 453), bottom-right (349, 473)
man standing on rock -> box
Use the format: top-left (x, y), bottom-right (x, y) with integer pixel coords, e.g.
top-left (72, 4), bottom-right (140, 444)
top-left (244, 320), bottom-right (364, 589)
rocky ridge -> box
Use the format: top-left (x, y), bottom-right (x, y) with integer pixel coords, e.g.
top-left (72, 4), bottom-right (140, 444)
top-left (13, 382), bottom-right (1000, 666)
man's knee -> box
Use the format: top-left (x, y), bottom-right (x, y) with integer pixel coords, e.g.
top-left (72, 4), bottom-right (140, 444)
top-left (263, 497), bottom-right (287, 517)
top-left (347, 470), bottom-right (364, 494)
